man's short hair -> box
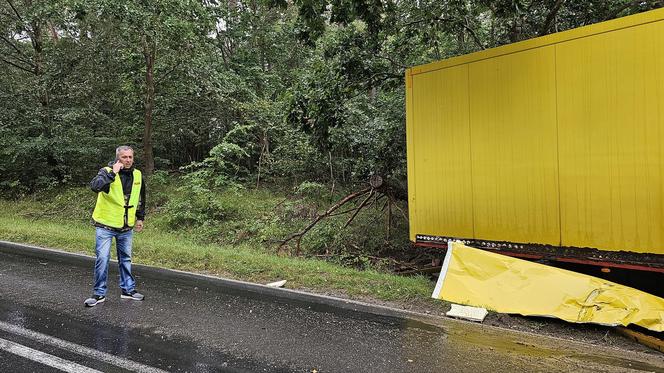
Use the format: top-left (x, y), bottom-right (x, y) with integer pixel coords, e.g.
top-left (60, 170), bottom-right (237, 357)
top-left (116, 145), bottom-right (134, 158)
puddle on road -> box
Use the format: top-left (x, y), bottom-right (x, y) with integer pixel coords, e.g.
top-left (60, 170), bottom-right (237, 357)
top-left (569, 353), bottom-right (664, 372)
top-left (399, 317), bottom-right (664, 372)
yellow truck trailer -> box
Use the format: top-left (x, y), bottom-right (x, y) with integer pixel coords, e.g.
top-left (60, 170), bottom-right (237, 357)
top-left (405, 8), bottom-right (664, 272)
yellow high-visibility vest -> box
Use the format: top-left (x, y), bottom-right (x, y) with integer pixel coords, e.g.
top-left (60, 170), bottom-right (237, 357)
top-left (92, 167), bottom-right (142, 228)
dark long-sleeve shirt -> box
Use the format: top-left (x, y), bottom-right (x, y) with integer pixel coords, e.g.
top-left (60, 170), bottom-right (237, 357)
top-left (90, 164), bottom-right (146, 226)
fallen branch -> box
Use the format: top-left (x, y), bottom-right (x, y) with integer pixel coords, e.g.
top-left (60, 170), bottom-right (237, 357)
top-left (391, 198), bottom-right (409, 222)
top-left (278, 176), bottom-right (410, 256)
top-left (343, 188), bottom-right (374, 228)
top-left (278, 187), bottom-right (371, 255)
top-left (327, 206), bottom-right (362, 218)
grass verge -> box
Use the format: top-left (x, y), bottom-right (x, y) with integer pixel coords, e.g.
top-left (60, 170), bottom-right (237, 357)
top-left (0, 198), bottom-right (442, 311)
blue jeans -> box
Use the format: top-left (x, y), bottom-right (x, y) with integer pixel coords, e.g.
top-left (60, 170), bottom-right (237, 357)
top-left (93, 227), bottom-right (135, 296)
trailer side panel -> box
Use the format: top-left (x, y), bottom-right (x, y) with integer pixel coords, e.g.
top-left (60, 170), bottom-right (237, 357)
top-left (407, 9), bottom-right (664, 257)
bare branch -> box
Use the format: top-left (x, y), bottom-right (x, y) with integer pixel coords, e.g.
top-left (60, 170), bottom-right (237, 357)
top-left (0, 56), bottom-right (34, 73)
top-left (343, 189), bottom-right (374, 228)
top-left (0, 34), bottom-right (29, 58)
top-left (326, 194), bottom-right (385, 218)
top-left (390, 199), bottom-right (409, 222)
top-left (327, 206), bottom-right (362, 218)
top-left (278, 187), bottom-right (372, 255)
top-left (5, 0), bottom-right (25, 24)
top-left (3, 52), bottom-right (36, 68)
top-left (462, 18), bottom-right (485, 50)
top-left (539, 0), bottom-right (565, 36)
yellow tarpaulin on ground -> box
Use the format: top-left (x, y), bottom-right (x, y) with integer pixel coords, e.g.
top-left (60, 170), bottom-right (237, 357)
top-left (432, 241), bottom-right (664, 332)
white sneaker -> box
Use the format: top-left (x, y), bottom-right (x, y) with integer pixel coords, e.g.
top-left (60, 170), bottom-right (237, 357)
top-left (120, 290), bottom-right (144, 301)
top-left (84, 295), bottom-right (106, 307)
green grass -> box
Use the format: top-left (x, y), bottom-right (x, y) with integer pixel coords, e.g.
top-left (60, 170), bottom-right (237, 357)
top-left (0, 189), bottom-right (441, 308)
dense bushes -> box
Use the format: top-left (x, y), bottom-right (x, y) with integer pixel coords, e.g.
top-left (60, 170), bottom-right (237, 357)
top-left (163, 192), bottom-right (237, 230)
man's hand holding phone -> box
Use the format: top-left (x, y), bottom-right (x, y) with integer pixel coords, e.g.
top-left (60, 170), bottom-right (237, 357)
top-left (134, 220), bottom-right (144, 232)
top-left (112, 160), bottom-right (123, 174)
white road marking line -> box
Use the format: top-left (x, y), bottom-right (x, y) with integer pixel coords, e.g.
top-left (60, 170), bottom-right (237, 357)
top-left (0, 321), bottom-right (167, 373)
top-left (0, 337), bottom-right (102, 373)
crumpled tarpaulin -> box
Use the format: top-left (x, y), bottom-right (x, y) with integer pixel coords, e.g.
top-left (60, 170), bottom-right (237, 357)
top-left (432, 241), bottom-right (664, 332)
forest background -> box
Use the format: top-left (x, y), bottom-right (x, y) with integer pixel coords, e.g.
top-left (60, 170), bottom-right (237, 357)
top-left (1, 1), bottom-right (662, 288)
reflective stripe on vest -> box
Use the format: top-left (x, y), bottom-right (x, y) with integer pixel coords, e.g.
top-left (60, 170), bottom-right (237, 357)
top-left (92, 167), bottom-right (142, 228)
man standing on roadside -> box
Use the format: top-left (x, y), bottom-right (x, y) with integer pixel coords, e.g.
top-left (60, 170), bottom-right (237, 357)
top-left (84, 145), bottom-right (146, 307)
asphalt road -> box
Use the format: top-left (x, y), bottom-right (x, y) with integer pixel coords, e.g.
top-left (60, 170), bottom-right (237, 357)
top-left (0, 245), bottom-right (662, 372)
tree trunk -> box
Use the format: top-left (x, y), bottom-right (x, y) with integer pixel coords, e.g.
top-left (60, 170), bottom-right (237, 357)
top-left (29, 15), bottom-right (48, 106)
top-left (539, 0), bottom-right (565, 36)
top-left (142, 35), bottom-right (156, 174)
top-left (28, 12), bottom-right (63, 182)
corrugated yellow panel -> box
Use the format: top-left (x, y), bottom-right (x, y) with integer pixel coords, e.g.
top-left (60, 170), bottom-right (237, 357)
top-left (468, 47), bottom-right (560, 245)
top-left (433, 242), bottom-right (664, 332)
top-left (556, 21), bottom-right (664, 254)
top-left (405, 70), bottom-right (416, 241)
top-left (409, 65), bottom-right (474, 238)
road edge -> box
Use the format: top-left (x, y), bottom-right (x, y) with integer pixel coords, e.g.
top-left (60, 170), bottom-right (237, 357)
top-left (1, 240), bottom-right (662, 363)
top-left (0, 240), bottom-right (444, 329)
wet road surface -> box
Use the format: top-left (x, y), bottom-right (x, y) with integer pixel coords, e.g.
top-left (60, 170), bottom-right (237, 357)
top-left (0, 249), bottom-right (662, 372)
